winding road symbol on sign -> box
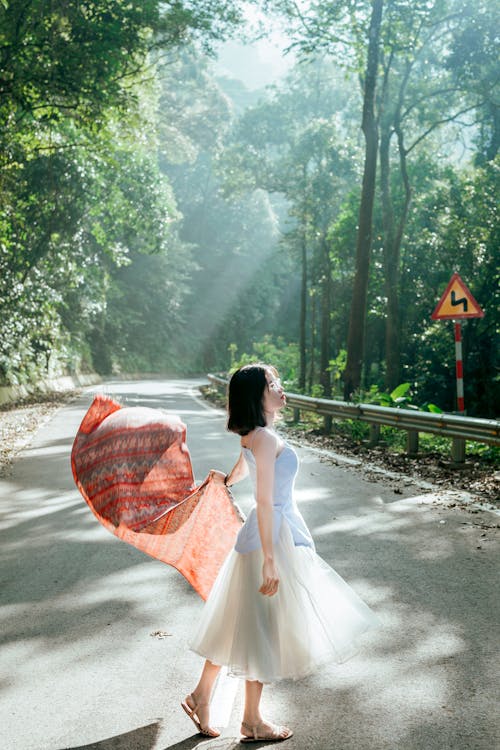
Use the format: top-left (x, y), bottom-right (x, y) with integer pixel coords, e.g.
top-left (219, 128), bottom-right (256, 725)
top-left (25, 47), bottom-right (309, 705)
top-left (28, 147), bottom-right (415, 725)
top-left (450, 290), bottom-right (468, 313)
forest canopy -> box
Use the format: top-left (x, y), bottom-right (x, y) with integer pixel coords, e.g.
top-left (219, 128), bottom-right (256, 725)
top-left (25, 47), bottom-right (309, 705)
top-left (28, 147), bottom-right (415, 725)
top-left (0, 0), bottom-right (498, 417)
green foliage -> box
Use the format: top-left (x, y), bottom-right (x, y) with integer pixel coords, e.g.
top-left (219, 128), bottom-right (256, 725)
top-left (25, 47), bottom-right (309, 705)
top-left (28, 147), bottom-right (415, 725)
top-left (154, 50), bottom-right (293, 373)
top-left (0, 1), bottom-right (245, 385)
top-left (260, 0), bottom-right (499, 416)
top-left (229, 336), bottom-right (300, 387)
top-left (446, 0), bottom-right (500, 162)
top-left (360, 383), bottom-right (443, 412)
top-left (379, 429), bottom-right (500, 461)
top-left (328, 349), bottom-right (347, 389)
top-left (310, 383), bottom-right (325, 399)
top-left (336, 419), bottom-right (370, 444)
top-left (0, 123), bottom-right (180, 382)
top-left (399, 156), bottom-right (500, 415)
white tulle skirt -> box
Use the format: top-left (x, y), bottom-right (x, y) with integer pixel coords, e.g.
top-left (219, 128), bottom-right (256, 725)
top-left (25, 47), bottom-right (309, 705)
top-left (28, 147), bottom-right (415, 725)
top-left (189, 521), bottom-right (381, 683)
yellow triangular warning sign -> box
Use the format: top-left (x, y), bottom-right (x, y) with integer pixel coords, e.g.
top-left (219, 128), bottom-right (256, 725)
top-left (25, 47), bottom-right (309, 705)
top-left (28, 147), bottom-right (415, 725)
top-left (431, 272), bottom-right (484, 320)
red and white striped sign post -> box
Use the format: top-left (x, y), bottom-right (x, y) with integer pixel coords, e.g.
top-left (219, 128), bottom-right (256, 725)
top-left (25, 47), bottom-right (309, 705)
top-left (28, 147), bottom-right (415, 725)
top-left (431, 272), bottom-right (484, 461)
top-left (454, 322), bottom-right (465, 413)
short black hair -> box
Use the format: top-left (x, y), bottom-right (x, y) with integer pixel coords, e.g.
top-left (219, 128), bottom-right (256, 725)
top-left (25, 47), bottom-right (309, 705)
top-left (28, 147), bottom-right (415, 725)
top-left (227, 363), bottom-right (276, 436)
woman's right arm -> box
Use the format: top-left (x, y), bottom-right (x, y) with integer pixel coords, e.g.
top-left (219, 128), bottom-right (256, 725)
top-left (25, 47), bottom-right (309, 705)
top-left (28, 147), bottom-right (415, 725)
top-left (209, 450), bottom-right (249, 486)
top-left (225, 450), bottom-right (249, 487)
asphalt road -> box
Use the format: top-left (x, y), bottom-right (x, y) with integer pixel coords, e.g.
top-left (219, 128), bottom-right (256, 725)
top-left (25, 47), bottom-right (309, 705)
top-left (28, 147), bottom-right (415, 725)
top-left (0, 378), bottom-right (498, 750)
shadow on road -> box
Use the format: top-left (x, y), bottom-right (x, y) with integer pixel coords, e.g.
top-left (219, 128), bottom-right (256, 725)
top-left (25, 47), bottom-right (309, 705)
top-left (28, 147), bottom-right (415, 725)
top-left (160, 735), bottom-right (241, 750)
top-left (61, 721), bottom-right (161, 750)
top-left (61, 722), bottom-right (243, 750)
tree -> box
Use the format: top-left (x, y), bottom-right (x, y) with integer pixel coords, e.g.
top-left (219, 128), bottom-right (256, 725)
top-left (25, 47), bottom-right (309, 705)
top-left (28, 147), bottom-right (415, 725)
top-left (343, 0), bottom-right (384, 399)
top-left (220, 57), bottom-right (359, 392)
top-left (0, 0), bottom-right (247, 383)
top-left (371, 0), bottom-right (499, 389)
top-left (155, 51), bottom-right (290, 372)
top-left (446, 0), bottom-right (500, 163)
top-left (263, 0), bottom-right (499, 399)
top-left (261, 0), bottom-right (385, 399)
top-left (399, 156), bottom-right (499, 416)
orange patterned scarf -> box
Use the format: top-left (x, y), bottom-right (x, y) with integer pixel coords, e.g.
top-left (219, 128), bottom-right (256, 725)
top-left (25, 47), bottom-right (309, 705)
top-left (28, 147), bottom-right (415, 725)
top-left (71, 395), bottom-right (242, 600)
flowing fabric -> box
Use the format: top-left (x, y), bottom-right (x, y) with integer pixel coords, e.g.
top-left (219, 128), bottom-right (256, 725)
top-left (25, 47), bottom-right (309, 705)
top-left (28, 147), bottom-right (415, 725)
top-left (71, 395), bottom-right (243, 600)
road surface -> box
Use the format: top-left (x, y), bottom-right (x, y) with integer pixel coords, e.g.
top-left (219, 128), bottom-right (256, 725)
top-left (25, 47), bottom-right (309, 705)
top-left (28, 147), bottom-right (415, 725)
top-left (0, 378), bottom-right (498, 750)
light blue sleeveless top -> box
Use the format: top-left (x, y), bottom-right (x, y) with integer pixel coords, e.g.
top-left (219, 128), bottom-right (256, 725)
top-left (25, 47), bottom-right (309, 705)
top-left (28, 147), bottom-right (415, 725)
top-left (234, 438), bottom-right (315, 554)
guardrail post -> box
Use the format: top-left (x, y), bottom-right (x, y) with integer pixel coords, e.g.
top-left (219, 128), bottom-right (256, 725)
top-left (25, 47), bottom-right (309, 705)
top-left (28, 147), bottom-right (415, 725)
top-left (369, 424), bottom-right (380, 447)
top-left (293, 407), bottom-right (300, 423)
top-left (451, 438), bottom-right (466, 463)
top-left (323, 415), bottom-right (332, 434)
top-left (406, 430), bottom-right (419, 456)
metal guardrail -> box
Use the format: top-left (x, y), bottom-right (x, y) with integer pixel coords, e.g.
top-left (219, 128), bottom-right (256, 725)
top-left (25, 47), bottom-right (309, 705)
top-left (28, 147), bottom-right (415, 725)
top-left (207, 373), bottom-right (500, 462)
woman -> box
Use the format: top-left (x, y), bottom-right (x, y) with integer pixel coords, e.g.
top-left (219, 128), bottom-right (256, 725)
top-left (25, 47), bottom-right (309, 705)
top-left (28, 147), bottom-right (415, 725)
top-left (182, 364), bottom-right (380, 742)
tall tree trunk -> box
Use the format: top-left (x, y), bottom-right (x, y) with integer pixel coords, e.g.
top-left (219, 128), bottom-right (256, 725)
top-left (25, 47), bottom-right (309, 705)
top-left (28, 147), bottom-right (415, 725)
top-left (308, 290), bottom-right (316, 392)
top-left (380, 116), bottom-right (412, 391)
top-left (485, 101), bottom-right (500, 161)
top-left (343, 0), bottom-right (384, 400)
top-left (319, 237), bottom-right (332, 399)
top-left (299, 232), bottom-right (307, 391)
top-left (379, 126), bottom-right (400, 390)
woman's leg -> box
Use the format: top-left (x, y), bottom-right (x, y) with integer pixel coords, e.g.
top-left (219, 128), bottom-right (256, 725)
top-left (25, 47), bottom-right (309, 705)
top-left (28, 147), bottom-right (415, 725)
top-left (241, 680), bottom-right (292, 740)
top-left (242, 680), bottom-right (264, 726)
top-left (191, 659), bottom-right (221, 702)
top-left (184, 660), bottom-right (221, 735)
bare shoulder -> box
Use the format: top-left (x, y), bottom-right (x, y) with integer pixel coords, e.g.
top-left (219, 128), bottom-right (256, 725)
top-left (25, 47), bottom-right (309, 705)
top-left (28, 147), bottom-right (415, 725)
top-left (252, 427), bottom-right (278, 455)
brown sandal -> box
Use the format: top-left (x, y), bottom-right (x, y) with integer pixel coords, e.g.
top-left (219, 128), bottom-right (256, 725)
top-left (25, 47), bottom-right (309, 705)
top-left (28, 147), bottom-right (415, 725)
top-left (241, 720), bottom-right (293, 743)
top-left (181, 694), bottom-right (220, 738)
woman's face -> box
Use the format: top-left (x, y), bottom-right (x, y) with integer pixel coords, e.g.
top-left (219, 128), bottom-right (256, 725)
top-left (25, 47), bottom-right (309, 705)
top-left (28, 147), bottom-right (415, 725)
top-left (262, 369), bottom-right (286, 414)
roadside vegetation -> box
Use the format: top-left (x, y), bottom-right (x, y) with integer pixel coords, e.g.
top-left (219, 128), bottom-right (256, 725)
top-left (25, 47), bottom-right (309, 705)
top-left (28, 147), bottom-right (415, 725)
top-left (1, 1), bottom-right (498, 420)
top-left (200, 382), bottom-right (499, 505)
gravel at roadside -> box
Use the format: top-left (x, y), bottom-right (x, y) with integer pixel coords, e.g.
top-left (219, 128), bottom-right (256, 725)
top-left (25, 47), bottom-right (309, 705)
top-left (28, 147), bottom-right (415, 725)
top-left (0, 391), bottom-right (82, 477)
